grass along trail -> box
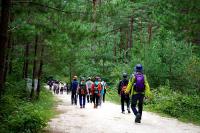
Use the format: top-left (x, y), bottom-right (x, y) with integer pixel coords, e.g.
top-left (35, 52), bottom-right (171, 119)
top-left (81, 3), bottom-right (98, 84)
top-left (44, 92), bottom-right (200, 133)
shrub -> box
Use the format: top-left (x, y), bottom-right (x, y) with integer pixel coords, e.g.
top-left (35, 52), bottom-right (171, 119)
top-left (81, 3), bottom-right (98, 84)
top-left (0, 85), bottom-right (54, 133)
top-left (145, 86), bottom-right (200, 125)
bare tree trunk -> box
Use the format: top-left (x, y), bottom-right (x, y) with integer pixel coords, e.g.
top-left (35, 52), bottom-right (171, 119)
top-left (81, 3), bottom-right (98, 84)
top-left (0, 0), bottom-right (11, 97)
top-left (119, 28), bottom-right (123, 62)
top-left (92, 0), bottom-right (97, 31)
top-left (113, 32), bottom-right (117, 62)
top-left (8, 38), bottom-right (14, 74)
top-left (30, 34), bottom-right (38, 99)
top-left (36, 44), bottom-right (44, 99)
top-left (129, 16), bottom-right (134, 48)
top-left (124, 31), bottom-right (129, 63)
top-left (148, 23), bottom-right (152, 45)
top-left (3, 32), bottom-right (12, 83)
top-left (23, 43), bottom-right (30, 79)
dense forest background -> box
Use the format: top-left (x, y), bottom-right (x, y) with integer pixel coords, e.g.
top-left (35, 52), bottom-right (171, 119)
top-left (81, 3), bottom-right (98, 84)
top-left (0, 0), bottom-right (200, 132)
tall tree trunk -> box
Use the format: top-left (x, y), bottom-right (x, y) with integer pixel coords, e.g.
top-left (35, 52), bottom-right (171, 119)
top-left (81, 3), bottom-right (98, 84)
top-left (123, 31), bottom-right (128, 63)
top-left (92, 0), bottom-right (97, 31)
top-left (113, 32), bottom-right (117, 62)
top-left (36, 44), bottom-right (44, 99)
top-left (8, 39), bottom-right (14, 74)
top-left (119, 28), bottom-right (123, 62)
top-left (3, 32), bottom-right (12, 83)
top-left (30, 34), bottom-right (38, 99)
top-left (0, 0), bottom-right (11, 97)
top-left (148, 23), bottom-right (152, 45)
top-left (129, 16), bottom-right (134, 48)
top-left (23, 43), bottom-right (30, 79)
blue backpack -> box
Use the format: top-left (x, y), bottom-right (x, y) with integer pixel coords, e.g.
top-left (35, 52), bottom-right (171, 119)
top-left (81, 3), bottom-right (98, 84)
top-left (134, 73), bottom-right (145, 93)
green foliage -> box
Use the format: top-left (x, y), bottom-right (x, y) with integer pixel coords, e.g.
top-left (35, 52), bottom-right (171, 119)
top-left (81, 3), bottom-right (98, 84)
top-left (145, 86), bottom-right (200, 125)
top-left (0, 81), bottom-right (55, 133)
top-left (106, 86), bottom-right (120, 104)
top-left (129, 29), bottom-right (200, 94)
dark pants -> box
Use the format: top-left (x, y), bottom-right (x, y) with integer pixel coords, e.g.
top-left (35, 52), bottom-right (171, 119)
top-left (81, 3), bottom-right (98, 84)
top-left (79, 94), bottom-right (86, 107)
top-left (60, 87), bottom-right (63, 94)
top-left (93, 93), bottom-right (99, 107)
top-left (103, 93), bottom-right (106, 103)
top-left (87, 95), bottom-right (90, 103)
top-left (89, 94), bottom-right (93, 103)
top-left (71, 91), bottom-right (77, 105)
top-left (131, 93), bottom-right (144, 116)
top-left (121, 94), bottom-right (130, 112)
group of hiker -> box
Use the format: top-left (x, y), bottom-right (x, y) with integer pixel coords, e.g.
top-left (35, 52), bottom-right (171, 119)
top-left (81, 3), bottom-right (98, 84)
top-left (47, 80), bottom-right (70, 94)
top-left (47, 64), bottom-right (151, 124)
top-left (118, 64), bottom-right (151, 123)
top-left (70, 76), bottom-right (107, 109)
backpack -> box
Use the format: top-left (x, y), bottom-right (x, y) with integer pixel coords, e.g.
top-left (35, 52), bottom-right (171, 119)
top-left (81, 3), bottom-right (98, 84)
top-left (134, 73), bottom-right (145, 93)
top-left (94, 82), bottom-right (99, 94)
top-left (120, 80), bottom-right (127, 95)
top-left (80, 82), bottom-right (86, 95)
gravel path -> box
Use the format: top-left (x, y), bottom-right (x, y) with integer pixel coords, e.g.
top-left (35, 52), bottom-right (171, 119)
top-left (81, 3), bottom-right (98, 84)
top-left (45, 93), bottom-right (200, 133)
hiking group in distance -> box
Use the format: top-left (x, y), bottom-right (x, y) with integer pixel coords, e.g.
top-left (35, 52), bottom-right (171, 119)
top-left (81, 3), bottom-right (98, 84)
top-left (47, 64), bottom-right (151, 123)
top-left (70, 76), bottom-right (107, 109)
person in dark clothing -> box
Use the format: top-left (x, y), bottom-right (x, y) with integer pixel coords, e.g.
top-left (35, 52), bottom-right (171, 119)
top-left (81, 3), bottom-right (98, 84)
top-left (102, 81), bottom-right (107, 103)
top-left (78, 78), bottom-right (88, 108)
top-left (91, 77), bottom-right (102, 108)
top-left (118, 73), bottom-right (131, 114)
top-left (71, 76), bottom-right (79, 105)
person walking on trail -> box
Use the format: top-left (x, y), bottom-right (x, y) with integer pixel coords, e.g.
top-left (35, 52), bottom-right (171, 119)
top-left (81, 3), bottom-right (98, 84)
top-left (86, 77), bottom-right (93, 103)
top-left (91, 77), bottom-right (102, 108)
top-left (71, 76), bottom-right (79, 105)
top-left (125, 64), bottom-right (151, 123)
top-left (78, 77), bottom-right (88, 108)
top-left (118, 73), bottom-right (131, 114)
top-left (100, 80), bottom-right (106, 104)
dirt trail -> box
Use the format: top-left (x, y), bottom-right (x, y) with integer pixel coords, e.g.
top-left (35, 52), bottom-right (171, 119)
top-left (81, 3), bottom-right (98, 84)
top-left (45, 92), bottom-right (200, 133)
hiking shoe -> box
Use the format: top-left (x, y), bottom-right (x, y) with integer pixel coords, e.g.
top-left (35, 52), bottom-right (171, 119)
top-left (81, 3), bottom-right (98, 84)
top-left (135, 113), bottom-right (141, 123)
top-left (80, 106), bottom-right (82, 108)
top-left (122, 111), bottom-right (125, 114)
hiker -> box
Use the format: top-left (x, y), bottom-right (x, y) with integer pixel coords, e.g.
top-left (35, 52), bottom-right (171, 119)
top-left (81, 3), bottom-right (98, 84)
top-left (86, 77), bottom-right (94, 103)
top-left (66, 83), bottom-right (70, 94)
top-left (118, 73), bottom-right (131, 114)
top-left (70, 76), bottom-right (79, 105)
top-left (99, 80), bottom-right (106, 105)
top-left (91, 77), bottom-right (102, 108)
top-left (47, 80), bottom-right (53, 90)
top-left (56, 81), bottom-right (60, 94)
top-left (59, 82), bottom-right (64, 94)
top-left (53, 81), bottom-right (59, 94)
top-left (125, 64), bottom-right (151, 123)
top-left (78, 77), bottom-right (88, 108)
top-left (63, 83), bottom-right (67, 92)
top-left (102, 81), bottom-right (107, 103)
